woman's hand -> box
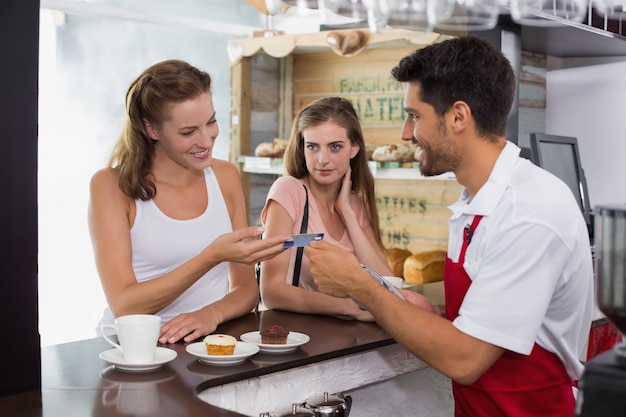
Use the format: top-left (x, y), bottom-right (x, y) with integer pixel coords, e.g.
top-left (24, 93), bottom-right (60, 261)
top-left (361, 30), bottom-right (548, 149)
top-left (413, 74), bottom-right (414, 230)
top-left (158, 307), bottom-right (222, 344)
top-left (334, 165), bottom-right (355, 220)
top-left (210, 227), bottom-right (290, 265)
top-left (398, 289), bottom-right (438, 314)
top-left (338, 299), bottom-right (376, 322)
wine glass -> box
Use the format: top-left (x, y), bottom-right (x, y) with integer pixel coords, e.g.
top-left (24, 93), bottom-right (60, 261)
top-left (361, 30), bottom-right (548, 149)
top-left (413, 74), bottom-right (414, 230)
top-left (510, 0), bottom-right (589, 26)
top-left (264, 0), bottom-right (283, 36)
top-left (435, 0), bottom-right (501, 31)
top-left (386, 0), bottom-right (455, 32)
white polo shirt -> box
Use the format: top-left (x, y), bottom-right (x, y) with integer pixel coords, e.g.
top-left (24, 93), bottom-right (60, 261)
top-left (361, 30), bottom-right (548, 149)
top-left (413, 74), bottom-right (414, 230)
top-left (447, 141), bottom-right (594, 380)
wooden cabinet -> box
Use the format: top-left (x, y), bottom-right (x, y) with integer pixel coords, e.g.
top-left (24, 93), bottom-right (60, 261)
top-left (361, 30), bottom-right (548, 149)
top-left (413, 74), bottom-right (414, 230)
top-left (228, 29), bottom-right (462, 253)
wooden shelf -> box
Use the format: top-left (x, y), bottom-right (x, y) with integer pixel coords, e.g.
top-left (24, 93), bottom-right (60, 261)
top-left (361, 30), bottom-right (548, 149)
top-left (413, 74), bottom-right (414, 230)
top-left (238, 156), bottom-right (284, 175)
top-left (237, 156), bottom-right (456, 180)
top-left (367, 161), bottom-right (456, 180)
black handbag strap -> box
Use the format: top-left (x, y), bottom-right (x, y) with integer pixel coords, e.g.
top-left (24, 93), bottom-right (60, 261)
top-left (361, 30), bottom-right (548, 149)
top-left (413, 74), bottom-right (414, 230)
top-left (292, 185), bottom-right (309, 287)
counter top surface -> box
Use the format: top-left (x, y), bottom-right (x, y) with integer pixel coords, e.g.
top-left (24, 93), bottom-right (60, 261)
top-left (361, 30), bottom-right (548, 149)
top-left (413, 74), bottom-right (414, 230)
top-left (0, 310), bottom-right (394, 417)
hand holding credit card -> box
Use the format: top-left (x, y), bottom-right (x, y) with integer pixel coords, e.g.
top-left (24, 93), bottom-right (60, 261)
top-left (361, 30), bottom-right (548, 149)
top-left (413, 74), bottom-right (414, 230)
top-left (283, 233), bottom-right (324, 248)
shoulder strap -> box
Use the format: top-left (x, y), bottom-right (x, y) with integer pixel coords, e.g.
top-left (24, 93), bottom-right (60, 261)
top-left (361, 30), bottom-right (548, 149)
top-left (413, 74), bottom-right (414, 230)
top-left (292, 185), bottom-right (309, 287)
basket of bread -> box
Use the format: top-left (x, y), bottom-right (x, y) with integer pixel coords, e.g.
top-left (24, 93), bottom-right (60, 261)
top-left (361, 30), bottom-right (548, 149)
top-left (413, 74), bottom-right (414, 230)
top-left (385, 247), bottom-right (447, 285)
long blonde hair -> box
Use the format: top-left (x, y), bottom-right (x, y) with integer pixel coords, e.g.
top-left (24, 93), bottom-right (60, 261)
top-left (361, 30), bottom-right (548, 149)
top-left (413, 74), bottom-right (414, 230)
top-left (109, 59), bottom-right (212, 200)
top-left (283, 97), bottom-right (383, 247)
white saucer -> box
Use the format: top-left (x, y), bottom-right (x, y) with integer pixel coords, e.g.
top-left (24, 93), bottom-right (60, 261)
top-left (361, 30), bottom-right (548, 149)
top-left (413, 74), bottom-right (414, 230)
top-left (99, 347), bottom-right (177, 372)
top-left (186, 341), bottom-right (259, 365)
top-left (240, 331), bottom-right (310, 354)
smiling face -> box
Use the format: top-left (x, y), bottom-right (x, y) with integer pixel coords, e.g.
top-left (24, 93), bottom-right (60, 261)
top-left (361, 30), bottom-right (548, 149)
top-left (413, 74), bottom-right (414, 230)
top-left (146, 92), bottom-right (219, 171)
top-left (401, 82), bottom-right (461, 176)
top-left (302, 121), bottom-right (359, 186)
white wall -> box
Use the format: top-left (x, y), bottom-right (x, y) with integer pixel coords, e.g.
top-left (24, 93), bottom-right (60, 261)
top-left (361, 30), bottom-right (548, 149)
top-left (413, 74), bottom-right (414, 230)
top-left (546, 59), bottom-right (626, 208)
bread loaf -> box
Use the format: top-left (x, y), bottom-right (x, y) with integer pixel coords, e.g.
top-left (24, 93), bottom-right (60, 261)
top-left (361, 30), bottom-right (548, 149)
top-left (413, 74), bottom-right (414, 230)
top-left (254, 138), bottom-right (288, 158)
top-left (372, 144), bottom-right (415, 162)
top-left (326, 29), bottom-right (369, 57)
top-left (403, 250), bottom-right (446, 284)
top-left (385, 247), bottom-right (412, 277)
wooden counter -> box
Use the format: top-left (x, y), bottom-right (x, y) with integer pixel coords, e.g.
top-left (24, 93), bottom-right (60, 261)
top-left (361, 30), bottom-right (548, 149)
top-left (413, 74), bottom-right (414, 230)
top-left (0, 310), bottom-right (401, 417)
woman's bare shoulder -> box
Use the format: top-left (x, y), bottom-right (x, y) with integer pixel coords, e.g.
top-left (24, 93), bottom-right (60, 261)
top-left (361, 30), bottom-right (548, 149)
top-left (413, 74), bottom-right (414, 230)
top-left (90, 167), bottom-right (119, 189)
top-left (89, 167), bottom-right (129, 204)
top-left (211, 158), bottom-right (239, 176)
top-left (89, 167), bottom-right (134, 221)
top-left (211, 159), bottom-right (241, 183)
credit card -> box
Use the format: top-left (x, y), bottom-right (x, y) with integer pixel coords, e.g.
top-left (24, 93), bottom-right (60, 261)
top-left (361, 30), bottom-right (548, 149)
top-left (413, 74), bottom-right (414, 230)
top-left (283, 233), bottom-right (324, 248)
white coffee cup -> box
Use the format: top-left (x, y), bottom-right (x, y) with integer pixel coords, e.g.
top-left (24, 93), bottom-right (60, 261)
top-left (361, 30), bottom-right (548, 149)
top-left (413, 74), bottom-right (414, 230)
top-left (383, 276), bottom-right (404, 288)
top-left (100, 314), bottom-right (161, 363)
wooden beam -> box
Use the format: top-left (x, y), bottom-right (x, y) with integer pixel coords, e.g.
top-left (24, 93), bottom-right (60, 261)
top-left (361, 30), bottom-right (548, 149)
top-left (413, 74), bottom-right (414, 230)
top-left (230, 57), bottom-right (253, 214)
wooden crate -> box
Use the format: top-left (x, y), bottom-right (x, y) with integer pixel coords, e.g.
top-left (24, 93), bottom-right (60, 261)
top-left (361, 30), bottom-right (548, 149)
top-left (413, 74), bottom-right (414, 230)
top-left (376, 178), bottom-right (462, 253)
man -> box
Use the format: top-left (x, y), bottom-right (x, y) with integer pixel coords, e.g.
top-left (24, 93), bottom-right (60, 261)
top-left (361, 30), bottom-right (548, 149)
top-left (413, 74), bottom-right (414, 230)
top-left (304, 36), bottom-right (594, 416)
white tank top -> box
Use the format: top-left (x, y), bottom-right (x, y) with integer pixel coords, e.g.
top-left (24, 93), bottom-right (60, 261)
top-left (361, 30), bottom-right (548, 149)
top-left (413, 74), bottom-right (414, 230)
top-left (98, 167), bottom-right (231, 328)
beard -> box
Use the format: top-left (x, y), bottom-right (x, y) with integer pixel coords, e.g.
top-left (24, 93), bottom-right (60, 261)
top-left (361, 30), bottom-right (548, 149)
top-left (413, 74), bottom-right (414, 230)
top-left (417, 123), bottom-right (460, 177)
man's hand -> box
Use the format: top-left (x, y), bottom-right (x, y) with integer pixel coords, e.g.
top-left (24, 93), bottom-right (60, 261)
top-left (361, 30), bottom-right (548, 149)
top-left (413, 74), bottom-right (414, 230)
top-left (305, 240), bottom-right (364, 298)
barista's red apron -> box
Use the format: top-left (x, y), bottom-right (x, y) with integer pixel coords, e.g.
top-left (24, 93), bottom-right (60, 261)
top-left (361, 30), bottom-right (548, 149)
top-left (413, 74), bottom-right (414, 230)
top-left (444, 215), bottom-right (576, 417)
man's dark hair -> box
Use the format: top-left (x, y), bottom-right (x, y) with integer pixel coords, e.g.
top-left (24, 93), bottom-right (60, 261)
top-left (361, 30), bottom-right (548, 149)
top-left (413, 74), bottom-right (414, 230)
top-left (391, 36), bottom-right (515, 140)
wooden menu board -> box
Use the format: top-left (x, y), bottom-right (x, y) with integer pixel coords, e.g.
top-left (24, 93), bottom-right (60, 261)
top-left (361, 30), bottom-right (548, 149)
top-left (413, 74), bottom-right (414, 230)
top-left (291, 46), bottom-right (416, 146)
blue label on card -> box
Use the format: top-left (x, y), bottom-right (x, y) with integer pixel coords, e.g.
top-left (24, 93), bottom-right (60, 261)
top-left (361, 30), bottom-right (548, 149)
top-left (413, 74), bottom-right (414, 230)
top-left (283, 233), bottom-right (324, 248)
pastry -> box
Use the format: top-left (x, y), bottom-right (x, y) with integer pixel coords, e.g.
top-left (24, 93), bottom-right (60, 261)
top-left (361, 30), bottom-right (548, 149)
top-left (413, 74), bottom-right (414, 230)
top-left (403, 250), bottom-right (447, 284)
top-left (372, 144), bottom-right (415, 162)
top-left (260, 325), bottom-right (289, 344)
top-left (340, 29), bottom-right (369, 56)
top-left (326, 29), bottom-right (369, 57)
top-left (385, 247), bottom-right (412, 278)
top-left (204, 334), bottom-right (237, 355)
top-left (254, 138), bottom-right (288, 158)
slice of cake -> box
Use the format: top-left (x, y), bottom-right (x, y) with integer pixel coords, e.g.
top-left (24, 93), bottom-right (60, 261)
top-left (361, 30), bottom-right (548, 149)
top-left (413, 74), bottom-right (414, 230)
top-left (204, 334), bottom-right (237, 355)
top-left (260, 325), bottom-right (289, 344)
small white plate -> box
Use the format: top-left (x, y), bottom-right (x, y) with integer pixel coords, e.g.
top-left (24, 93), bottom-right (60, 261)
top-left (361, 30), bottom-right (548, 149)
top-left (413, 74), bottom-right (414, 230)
top-left (240, 331), bottom-right (310, 354)
top-left (186, 341), bottom-right (259, 365)
top-left (99, 347), bottom-right (177, 372)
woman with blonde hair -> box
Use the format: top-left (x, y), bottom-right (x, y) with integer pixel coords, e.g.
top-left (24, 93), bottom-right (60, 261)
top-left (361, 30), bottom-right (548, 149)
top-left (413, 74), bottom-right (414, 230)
top-left (89, 59), bottom-right (289, 344)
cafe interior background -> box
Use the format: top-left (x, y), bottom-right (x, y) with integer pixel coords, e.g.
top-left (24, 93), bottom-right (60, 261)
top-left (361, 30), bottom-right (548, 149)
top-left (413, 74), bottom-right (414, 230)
top-left (39, 0), bottom-right (626, 347)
